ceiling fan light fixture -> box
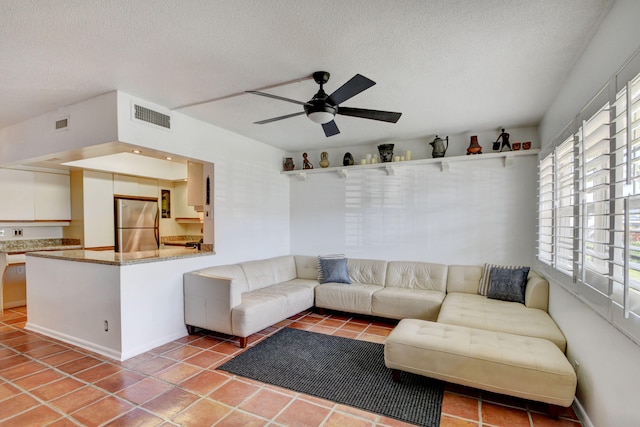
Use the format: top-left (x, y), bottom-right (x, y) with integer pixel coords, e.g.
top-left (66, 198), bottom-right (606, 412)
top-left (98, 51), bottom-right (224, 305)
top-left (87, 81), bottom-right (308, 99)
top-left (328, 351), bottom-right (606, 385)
top-left (307, 110), bottom-right (335, 124)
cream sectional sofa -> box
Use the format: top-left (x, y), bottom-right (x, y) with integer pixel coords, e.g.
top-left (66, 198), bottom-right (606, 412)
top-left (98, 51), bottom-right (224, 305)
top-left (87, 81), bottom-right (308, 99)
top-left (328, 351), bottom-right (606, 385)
top-left (184, 255), bottom-right (565, 351)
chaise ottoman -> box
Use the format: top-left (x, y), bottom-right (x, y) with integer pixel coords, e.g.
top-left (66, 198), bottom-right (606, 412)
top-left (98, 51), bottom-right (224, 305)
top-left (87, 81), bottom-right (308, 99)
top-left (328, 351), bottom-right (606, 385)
top-left (384, 319), bottom-right (577, 415)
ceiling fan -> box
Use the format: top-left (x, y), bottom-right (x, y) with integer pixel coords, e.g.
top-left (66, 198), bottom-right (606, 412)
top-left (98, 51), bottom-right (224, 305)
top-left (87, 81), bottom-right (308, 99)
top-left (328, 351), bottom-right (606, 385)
top-left (247, 71), bottom-right (402, 137)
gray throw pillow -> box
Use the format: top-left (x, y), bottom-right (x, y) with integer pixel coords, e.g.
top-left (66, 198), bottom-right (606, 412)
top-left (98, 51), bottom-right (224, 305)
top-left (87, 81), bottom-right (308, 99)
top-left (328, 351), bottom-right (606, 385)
top-left (486, 266), bottom-right (530, 304)
top-left (319, 257), bottom-right (351, 284)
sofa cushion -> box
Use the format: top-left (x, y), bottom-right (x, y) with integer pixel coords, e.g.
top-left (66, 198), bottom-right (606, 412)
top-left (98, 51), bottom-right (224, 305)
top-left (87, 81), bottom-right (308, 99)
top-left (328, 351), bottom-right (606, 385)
top-left (295, 255), bottom-right (321, 280)
top-left (446, 265), bottom-right (483, 294)
top-left (240, 256), bottom-right (298, 291)
top-left (487, 266), bottom-right (530, 304)
top-left (385, 261), bottom-right (448, 292)
top-left (347, 258), bottom-right (388, 286)
top-left (372, 288), bottom-right (445, 320)
top-left (437, 293), bottom-right (567, 352)
top-left (315, 283), bottom-right (382, 315)
top-left (232, 279), bottom-right (317, 337)
top-left (319, 257), bottom-right (351, 284)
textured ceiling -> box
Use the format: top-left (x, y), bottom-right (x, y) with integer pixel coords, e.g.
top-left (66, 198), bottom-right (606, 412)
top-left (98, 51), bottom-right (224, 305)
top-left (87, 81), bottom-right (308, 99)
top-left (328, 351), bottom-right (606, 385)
top-left (0, 0), bottom-right (614, 153)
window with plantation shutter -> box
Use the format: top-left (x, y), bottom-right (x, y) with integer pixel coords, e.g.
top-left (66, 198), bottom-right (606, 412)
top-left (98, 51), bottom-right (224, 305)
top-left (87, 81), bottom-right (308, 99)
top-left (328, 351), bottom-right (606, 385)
top-left (536, 53), bottom-right (640, 343)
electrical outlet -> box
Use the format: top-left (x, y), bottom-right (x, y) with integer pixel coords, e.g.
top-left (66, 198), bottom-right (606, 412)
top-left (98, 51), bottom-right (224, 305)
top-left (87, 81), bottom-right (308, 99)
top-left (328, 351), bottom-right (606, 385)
top-left (12, 228), bottom-right (23, 237)
top-left (0, 229), bottom-right (4, 237)
top-left (17, 265), bottom-right (25, 274)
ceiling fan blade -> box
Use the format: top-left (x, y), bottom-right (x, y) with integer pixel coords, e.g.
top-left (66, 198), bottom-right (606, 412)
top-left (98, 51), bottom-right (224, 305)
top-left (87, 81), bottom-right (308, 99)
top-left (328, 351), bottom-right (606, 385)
top-left (337, 107), bottom-right (402, 123)
top-left (254, 111), bottom-right (305, 124)
top-left (322, 120), bottom-right (340, 137)
top-left (246, 90), bottom-right (308, 106)
top-left (328, 74), bottom-right (376, 105)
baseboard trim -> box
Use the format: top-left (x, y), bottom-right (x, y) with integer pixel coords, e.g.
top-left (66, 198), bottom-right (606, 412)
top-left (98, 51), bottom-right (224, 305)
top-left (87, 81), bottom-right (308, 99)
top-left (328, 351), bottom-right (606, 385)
top-left (25, 322), bottom-right (122, 361)
top-left (573, 397), bottom-right (593, 427)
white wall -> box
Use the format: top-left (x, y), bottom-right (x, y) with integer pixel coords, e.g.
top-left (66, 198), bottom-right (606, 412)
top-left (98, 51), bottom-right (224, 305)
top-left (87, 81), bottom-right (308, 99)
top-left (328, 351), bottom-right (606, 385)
top-left (537, 1), bottom-right (640, 426)
top-left (291, 145), bottom-right (538, 266)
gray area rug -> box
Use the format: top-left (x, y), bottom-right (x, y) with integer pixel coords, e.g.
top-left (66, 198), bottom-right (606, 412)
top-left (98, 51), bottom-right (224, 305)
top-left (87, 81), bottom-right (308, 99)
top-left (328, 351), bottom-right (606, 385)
top-left (218, 327), bottom-right (443, 427)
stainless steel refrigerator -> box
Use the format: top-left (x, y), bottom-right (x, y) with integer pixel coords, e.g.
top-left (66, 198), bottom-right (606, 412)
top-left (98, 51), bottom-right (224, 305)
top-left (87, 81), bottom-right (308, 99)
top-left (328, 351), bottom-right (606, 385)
top-left (114, 197), bottom-right (160, 252)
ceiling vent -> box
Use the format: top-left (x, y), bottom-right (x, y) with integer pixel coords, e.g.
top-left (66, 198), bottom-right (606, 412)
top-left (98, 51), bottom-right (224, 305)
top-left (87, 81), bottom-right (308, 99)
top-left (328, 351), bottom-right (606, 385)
top-left (55, 116), bottom-right (69, 131)
top-left (133, 104), bottom-right (171, 130)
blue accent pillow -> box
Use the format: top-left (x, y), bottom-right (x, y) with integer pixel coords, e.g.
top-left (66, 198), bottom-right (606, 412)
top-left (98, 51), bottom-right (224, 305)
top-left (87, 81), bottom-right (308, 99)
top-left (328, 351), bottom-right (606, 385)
top-left (319, 257), bottom-right (351, 284)
top-left (486, 266), bottom-right (530, 304)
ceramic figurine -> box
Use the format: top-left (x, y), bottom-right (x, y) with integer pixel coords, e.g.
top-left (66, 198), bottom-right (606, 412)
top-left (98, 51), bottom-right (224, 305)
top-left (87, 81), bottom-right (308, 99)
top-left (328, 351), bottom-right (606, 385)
top-left (343, 152), bottom-right (354, 166)
top-left (283, 157), bottom-right (295, 171)
top-left (466, 136), bottom-right (482, 155)
top-left (303, 153), bottom-right (313, 169)
top-left (319, 151), bottom-right (330, 168)
top-left (377, 144), bottom-right (394, 163)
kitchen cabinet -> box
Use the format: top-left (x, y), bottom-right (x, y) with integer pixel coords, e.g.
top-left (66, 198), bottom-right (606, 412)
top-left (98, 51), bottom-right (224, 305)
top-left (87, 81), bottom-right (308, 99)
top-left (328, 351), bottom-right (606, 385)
top-left (65, 170), bottom-right (114, 249)
top-left (0, 169), bottom-right (35, 221)
top-left (34, 172), bottom-right (71, 220)
top-left (173, 181), bottom-right (200, 220)
top-left (0, 169), bottom-right (71, 222)
top-left (113, 174), bottom-right (159, 198)
top-left (187, 161), bottom-right (203, 211)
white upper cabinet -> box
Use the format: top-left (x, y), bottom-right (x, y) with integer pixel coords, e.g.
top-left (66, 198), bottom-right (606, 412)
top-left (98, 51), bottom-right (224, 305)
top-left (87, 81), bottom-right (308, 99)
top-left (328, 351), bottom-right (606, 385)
top-left (34, 172), bottom-right (71, 220)
top-left (0, 169), bottom-right (71, 222)
top-left (113, 174), bottom-right (159, 199)
top-left (187, 161), bottom-right (203, 210)
top-left (0, 169), bottom-right (35, 221)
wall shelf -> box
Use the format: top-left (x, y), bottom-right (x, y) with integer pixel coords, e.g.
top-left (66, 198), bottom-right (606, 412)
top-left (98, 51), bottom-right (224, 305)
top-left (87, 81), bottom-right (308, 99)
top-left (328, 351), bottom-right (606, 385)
top-left (175, 217), bottom-right (202, 224)
top-left (282, 149), bottom-right (540, 179)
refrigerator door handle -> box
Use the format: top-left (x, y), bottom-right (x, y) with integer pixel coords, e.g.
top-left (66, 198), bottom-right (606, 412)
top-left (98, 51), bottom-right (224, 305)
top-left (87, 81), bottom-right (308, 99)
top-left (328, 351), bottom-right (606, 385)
top-left (155, 209), bottom-right (160, 249)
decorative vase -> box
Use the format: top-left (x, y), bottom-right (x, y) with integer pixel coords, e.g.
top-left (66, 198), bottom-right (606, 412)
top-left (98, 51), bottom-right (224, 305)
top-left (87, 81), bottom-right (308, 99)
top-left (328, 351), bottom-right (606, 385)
top-left (466, 136), bottom-right (482, 155)
top-left (283, 157), bottom-right (295, 171)
top-left (319, 152), bottom-right (330, 168)
top-left (429, 135), bottom-right (448, 158)
top-left (343, 152), bottom-right (354, 166)
top-left (377, 144), bottom-right (394, 163)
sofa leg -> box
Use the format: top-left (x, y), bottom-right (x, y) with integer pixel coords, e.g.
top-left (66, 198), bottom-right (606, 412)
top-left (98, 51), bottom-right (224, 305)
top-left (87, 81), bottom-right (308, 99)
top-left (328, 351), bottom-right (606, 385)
top-left (239, 337), bottom-right (248, 348)
top-left (317, 307), bottom-right (325, 315)
top-left (186, 325), bottom-right (196, 335)
top-left (548, 405), bottom-right (561, 419)
top-left (391, 369), bottom-right (401, 383)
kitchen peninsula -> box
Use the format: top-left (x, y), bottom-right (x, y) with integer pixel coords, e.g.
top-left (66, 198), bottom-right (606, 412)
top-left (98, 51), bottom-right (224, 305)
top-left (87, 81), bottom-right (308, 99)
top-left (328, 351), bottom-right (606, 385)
top-left (25, 246), bottom-right (216, 361)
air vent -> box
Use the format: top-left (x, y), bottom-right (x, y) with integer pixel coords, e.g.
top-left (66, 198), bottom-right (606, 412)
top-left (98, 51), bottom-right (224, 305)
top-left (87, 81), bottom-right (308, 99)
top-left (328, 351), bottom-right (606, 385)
top-left (134, 104), bottom-right (171, 129)
top-left (55, 116), bottom-right (69, 131)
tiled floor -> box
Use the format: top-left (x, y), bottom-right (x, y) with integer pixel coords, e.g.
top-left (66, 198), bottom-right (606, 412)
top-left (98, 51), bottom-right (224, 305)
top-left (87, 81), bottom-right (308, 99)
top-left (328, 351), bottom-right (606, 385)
top-left (0, 306), bottom-right (583, 427)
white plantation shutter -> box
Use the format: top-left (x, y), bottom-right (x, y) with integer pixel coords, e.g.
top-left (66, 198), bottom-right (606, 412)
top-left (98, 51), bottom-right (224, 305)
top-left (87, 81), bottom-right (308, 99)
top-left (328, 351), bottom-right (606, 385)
top-left (556, 137), bottom-right (576, 275)
top-left (538, 154), bottom-right (554, 266)
top-left (576, 102), bottom-right (613, 314)
top-left (611, 70), bottom-right (640, 340)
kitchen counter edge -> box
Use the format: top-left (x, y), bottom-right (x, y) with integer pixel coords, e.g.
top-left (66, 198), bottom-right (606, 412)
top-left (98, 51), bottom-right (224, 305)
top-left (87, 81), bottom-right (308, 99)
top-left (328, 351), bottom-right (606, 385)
top-left (26, 246), bottom-right (215, 266)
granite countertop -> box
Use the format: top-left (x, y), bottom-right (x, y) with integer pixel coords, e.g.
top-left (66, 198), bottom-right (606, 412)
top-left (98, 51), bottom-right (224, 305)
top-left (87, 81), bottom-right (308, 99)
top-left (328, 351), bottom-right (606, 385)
top-left (161, 235), bottom-right (203, 247)
top-left (0, 238), bottom-right (83, 254)
top-left (27, 244), bottom-right (215, 266)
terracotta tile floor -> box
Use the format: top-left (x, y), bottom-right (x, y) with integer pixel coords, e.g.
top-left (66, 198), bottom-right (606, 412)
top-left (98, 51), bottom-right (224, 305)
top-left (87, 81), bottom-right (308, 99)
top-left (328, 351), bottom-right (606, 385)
top-left (0, 306), bottom-right (583, 426)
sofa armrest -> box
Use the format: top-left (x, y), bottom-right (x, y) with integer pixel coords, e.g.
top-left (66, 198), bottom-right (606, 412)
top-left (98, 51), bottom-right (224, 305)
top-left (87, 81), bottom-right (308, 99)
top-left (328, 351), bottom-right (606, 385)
top-left (183, 272), bottom-right (242, 335)
top-left (525, 273), bottom-right (549, 311)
